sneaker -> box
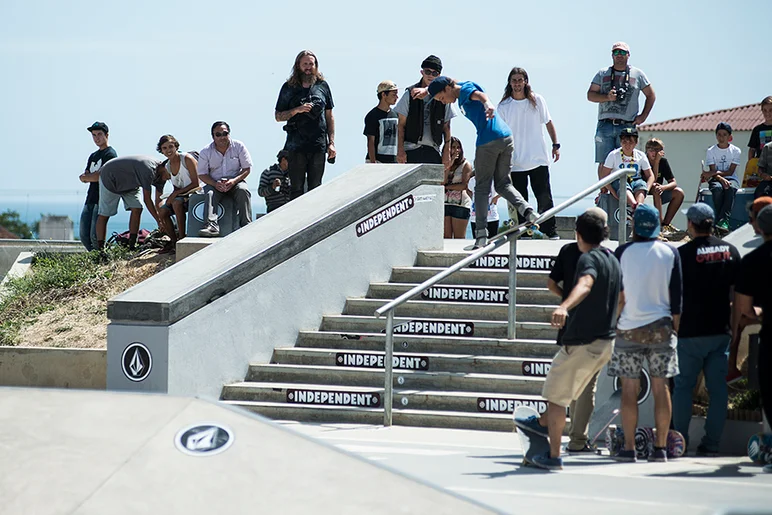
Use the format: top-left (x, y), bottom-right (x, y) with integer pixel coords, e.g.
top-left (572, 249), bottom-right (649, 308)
top-left (726, 368), bottom-right (743, 385)
top-left (545, 231), bottom-right (560, 240)
top-left (464, 236), bottom-right (487, 251)
top-left (716, 220), bottom-right (730, 231)
top-left (696, 444), bottom-right (719, 457)
top-left (567, 444), bottom-right (596, 455)
top-left (198, 224), bottom-right (220, 237)
top-left (764, 464), bottom-right (772, 473)
top-left (649, 447), bottom-right (667, 462)
top-left (514, 414), bottom-right (549, 438)
top-left (532, 452), bottom-right (563, 471)
top-left (611, 449), bottom-right (637, 462)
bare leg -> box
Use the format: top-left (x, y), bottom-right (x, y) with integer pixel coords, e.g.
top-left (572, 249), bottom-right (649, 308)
top-left (443, 217), bottom-right (452, 238)
top-left (129, 208), bottom-right (142, 234)
top-left (626, 190), bottom-right (637, 210)
top-left (96, 215), bottom-right (109, 249)
top-left (172, 201), bottom-right (186, 239)
top-left (620, 377), bottom-right (640, 451)
top-left (663, 188), bottom-right (685, 226)
top-left (451, 218), bottom-right (469, 239)
top-left (651, 377), bottom-right (672, 448)
top-left (547, 401), bottom-right (567, 459)
top-left (653, 190), bottom-right (663, 222)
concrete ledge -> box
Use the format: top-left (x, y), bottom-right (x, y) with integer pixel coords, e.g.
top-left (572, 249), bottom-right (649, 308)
top-left (0, 239), bottom-right (84, 281)
top-left (0, 347), bottom-right (106, 389)
top-left (175, 238), bottom-right (212, 261)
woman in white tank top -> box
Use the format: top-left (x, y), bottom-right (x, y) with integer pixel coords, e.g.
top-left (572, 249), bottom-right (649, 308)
top-left (444, 137), bottom-right (473, 239)
top-left (156, 134), bottom-right (200, 248)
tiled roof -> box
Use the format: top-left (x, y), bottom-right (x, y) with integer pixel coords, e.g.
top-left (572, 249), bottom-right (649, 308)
top-left (0, 225), bottom-right (20, 239)
top-left (639, 103), bottom-right (763, 132)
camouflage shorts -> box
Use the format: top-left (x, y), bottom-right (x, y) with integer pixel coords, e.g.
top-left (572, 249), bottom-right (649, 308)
top-left (608, 345), bottom-right (679, 379)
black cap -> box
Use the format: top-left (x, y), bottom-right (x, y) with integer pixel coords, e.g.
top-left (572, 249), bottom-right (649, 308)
top-left (87, 121), bottom-right (109, 134)
top-left (715, 122), bottom-right (732, 134)
top-left (421, 55), bottom-right (442, 72)
top-left (620, 127), bottom-right (638, 137)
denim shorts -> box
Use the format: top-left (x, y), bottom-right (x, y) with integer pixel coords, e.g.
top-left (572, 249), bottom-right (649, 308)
top-left (610, 178), bottom-right (648, 196)
top-left (444, 204), bottom-right (470, 220)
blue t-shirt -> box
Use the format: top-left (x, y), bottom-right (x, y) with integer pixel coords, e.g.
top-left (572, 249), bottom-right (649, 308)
top-left (458, 81), bottom-right (511, 147)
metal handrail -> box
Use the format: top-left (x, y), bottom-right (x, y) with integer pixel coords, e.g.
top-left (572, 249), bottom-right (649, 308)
top-left (375, 168), bottom-right (631, 426)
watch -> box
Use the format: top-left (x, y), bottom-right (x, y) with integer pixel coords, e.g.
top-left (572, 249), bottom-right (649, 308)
top-left (552, 143), bottom-right (561, 149)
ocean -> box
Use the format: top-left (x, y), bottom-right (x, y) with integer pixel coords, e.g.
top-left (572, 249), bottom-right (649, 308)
top-left (1, 191), bottom-right (593, 241)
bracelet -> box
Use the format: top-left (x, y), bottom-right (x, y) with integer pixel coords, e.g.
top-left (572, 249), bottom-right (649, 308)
top-left (552, 143), bottom-right (561, 149)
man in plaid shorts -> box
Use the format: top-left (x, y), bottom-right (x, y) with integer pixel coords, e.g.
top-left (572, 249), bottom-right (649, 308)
top-left (610, 204), bottom-right (682, 462)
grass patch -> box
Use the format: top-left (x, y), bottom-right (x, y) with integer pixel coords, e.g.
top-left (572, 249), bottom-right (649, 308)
top-left (0, 246), bottom-right (148, 346)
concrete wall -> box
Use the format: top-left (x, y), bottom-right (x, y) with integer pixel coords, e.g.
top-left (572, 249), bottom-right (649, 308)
top-left (0, 347), bottom-right (105, 389)
top-left (107, 164), bottom-right (444, 397)
top-left (0, 240), bottom-right (83, 280)
top-left (637, 130), bottom-right (752, 229)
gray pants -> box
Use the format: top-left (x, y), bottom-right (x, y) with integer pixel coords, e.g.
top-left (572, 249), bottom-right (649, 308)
top-left (473, 136), bottom-right (532, 238)
top-left (204, 181), bottom-right (252, 228)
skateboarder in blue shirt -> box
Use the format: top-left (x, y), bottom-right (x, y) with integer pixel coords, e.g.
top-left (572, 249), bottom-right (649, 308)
top-left (514, 211), bottom-right (622, 469)
top-left (426, 76), bottom-right (537, 249)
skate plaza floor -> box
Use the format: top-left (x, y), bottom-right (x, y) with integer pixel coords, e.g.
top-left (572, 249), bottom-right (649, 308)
top-left (285, 421), bottom-right (772, 515)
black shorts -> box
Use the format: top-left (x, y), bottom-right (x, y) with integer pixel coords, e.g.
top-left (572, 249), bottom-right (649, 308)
top-left (444, 204), bottom-right (470, 220)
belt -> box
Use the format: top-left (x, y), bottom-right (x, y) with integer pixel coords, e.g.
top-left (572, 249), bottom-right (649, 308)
top-left (603, 118), bottom-right (633, 125)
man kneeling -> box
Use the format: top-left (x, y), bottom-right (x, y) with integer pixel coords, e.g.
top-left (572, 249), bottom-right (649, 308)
top-left (514, 210), bottom-right (622, 470)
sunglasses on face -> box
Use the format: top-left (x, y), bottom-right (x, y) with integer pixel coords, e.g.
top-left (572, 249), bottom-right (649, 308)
top-left (612, 50), bottom-right (629, 56)
top-left (422, 69), bottom-right (440, 77)
top-left (215, 131), bottom-right (229, 137)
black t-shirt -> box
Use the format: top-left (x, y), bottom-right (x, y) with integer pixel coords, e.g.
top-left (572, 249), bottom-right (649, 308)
top-left (363, 106), bottom-right (398, 163)
top-left (748, 123), bottom-right (772, 157)
top-left (735, 240), bottom-right (772, 341)
top-left (560, 246), bottom-right (621, 346)
top-left (677, 235), bottom-right (741, 338)
top-left (84, 146), bottom-right (117, 204)
top-left (654, 157), bottom-right (675, 185)
top-left (275, 80), bottom-right (334, 152)
top-left (549, 242), bottom-right (581, 344)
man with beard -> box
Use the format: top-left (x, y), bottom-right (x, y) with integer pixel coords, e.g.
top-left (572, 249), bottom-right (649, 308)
top-left (275, 50), bottom-right (335, 200)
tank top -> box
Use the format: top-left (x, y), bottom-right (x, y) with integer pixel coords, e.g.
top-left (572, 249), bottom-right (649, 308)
top-left (444, 160), bottom-right (472, 208)
top-left (167, 153), bottom-right (193, 190)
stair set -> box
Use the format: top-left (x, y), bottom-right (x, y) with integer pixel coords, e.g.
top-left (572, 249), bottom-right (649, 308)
top-left (221, 247), bottom-right (561, 432)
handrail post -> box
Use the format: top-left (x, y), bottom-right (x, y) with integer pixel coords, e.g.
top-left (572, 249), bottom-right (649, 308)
top-left (507, 233), bottom-right (518, 340)
top-left (617, 174), bottom-right (627, 244)
top-left (383, 310), bottom-right (394, 426)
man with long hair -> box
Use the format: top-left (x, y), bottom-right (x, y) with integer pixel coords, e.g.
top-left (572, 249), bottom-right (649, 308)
top-left (275, 50), bottom-right (335, 200)
top-left (498, 67), bottom-right (560, 240)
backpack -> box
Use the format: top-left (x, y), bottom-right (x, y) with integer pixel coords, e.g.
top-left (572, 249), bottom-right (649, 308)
top-left (108, 228), bottom-right (151, 247)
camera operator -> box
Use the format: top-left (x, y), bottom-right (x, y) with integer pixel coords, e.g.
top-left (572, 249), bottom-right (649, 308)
top-left (588, 42), bottom-right (656, 178)
top-left (275, 50), bottom-right (335, 200)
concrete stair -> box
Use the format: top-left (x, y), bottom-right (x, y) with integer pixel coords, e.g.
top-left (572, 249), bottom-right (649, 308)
top-left (221, 247), bottom-right (561, 431)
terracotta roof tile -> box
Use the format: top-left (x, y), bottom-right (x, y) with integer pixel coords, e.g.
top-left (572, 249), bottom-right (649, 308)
top-left (639, 103), bottom-right (763, 132)
top-left (0, 225), bottom-right (20, 239)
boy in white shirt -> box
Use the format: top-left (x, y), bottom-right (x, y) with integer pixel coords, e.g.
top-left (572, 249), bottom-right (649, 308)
top-left (704, 122), bottom-right (742, 230)
top-left (599, 127), bottom-right (654, 211)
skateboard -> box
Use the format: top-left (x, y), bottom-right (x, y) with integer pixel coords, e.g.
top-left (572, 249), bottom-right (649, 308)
top-left (514, 406), bottom-right (550, 467)
top-left (748, 433), bottom-right (772, 464)
top-left (589, 389), bottom-right (622, 450)
top-left (606, 425), bottom-right (685, 459)
top-left (742, 158), bottom-right (761, 188)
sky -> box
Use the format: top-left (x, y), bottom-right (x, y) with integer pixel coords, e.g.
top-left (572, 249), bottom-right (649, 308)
top-left (1, 0), bottom-right (769, 213)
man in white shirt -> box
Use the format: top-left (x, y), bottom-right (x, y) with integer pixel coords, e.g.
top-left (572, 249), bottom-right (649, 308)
top-left (497, 67), bottom-right (560, 239)
top-left (704, 122), bottom-right (742, 231)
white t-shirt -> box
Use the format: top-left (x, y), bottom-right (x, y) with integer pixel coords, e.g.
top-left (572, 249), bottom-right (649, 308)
top-left (468, 176), bottom-right (499, 221)
top-left (603, 148), bottom-right (651, 181)
top-left (705, 144), bottom-right (742, 184)
top-left (497, 93), bottom-right (552, 171)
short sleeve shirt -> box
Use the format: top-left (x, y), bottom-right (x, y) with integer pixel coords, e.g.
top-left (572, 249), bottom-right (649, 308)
top-left (99, 155), bottom-right (161, 194)
top-left (363, 107), bottom-right (398, 162)
top-left (603, 148), bottom-right (651, 182)
top-left (654, 157), bottom-right (675, 185)
top-left (457, 81), bottom-right (511, 147)
top-left (735, 241), bottom-right (772, 339)
top-left (275, 80), bottom-right (334, 152)
top-left (748, 123), bottom-right (772, 156)
top-left (393, 90), bottom-right (457, 151)
top-left (85, 146), bottom-right (117, 204)
top-left (705, 144), bottom-right (742, 183)
top-left (592, 66), bottom-right (650, 122)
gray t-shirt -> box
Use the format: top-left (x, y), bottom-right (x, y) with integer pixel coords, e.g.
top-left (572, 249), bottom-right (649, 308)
top-left (100, 155), bottom-right (162, 194)
top-left (394, 91), bottom-right (457, 151)
top-left (592, 65), bottom-right (650, 122)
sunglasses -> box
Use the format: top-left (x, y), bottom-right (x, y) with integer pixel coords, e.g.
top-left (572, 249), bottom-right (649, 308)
top-left (214, 131), bottom-right (230, 137)
top-left (612, 50), bottom-right (629, 56)
top-left (422, 69), bottom-right (440, 77)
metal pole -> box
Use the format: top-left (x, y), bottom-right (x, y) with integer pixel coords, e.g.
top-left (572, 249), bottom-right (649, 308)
top-left (618, 173), bottom-right (627, 245)
top-left (507, 234), bottom-right (518, 340)
top-left (383, 310), bottom-right (394, 427)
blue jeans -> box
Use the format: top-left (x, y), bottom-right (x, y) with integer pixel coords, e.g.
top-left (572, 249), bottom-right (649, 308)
top-left (672, 334), bottom-right (730, 451)
top-left (708, 181), bottom-right (737, 223)
top-left (79, 203), bottom-right (99, 251)
top-left (594, 119), bottom-right (635, 162)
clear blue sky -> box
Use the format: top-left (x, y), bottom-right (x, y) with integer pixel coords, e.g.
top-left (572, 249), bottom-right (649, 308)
top-left (2, 0), bottom-right (769, 207)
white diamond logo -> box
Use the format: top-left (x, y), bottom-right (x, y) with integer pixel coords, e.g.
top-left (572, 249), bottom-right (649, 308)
top-left (186, 427), bottom-right (218, 451)
top-left (121, 343), bottom-right (152, 382)
top-left (129, 349), bottom-right (144, 377)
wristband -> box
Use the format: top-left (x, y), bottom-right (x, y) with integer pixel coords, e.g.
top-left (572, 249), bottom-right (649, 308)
top-left (552, 143), bottom-right (561, 149)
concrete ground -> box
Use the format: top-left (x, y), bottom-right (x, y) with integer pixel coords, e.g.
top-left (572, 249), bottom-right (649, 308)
top-left (282, 421), bottom-right (772, 515)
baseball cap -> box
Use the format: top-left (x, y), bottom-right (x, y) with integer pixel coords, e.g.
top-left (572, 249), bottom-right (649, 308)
top-left (620, 127), bottom-right (638, 138)
top-left (612, 42), bottom-right (630, 53)
top-left (757, 204), bottom-right (772, 235)
top-left (87, 121), bottom-right (109, 134)
top-left (633, 204), bottom-right (660, 238)
top-left (377, 80), bottom-right (398, 94)
top-left (427, 76), bottom-right (453, 98)
top-left (421, 55), bottom-right (442, 72)
top-left (715, 122), bottom-right (732, 134)
top-left (686, 202), bottom-right (714, 224)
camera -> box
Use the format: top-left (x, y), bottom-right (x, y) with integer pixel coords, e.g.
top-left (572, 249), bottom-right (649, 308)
top-left (615, 86), bottom-right (628, 103)
top-left (300, 96), bottom-right (324, 118)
